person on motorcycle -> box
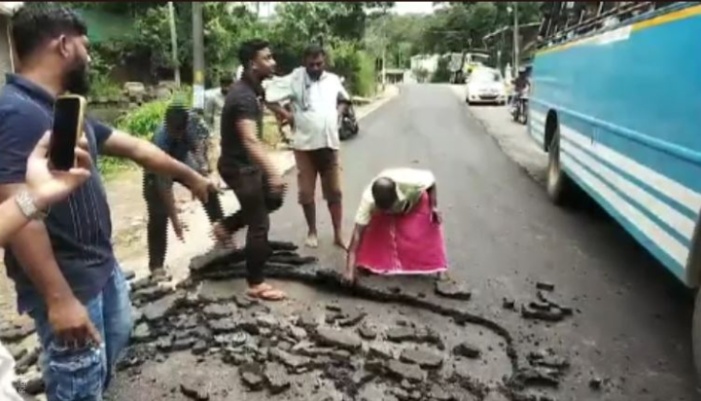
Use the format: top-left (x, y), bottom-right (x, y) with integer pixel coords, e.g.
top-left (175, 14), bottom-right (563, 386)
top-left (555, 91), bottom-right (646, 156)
top-left (512, 67), bottom-right (530, 106)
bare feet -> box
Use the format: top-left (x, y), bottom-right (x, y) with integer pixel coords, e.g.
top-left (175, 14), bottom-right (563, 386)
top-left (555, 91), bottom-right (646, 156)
top-left (305, 233), bottom-right (319, 248)
top-left (247, 283), bottom-right (286, 301)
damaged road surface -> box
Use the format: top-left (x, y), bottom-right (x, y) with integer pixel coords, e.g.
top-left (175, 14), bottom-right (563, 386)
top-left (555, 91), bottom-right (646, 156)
top-left (13, 85), bottom-right (697, 401)
top-left (106, 242), bottom-right (554, 401)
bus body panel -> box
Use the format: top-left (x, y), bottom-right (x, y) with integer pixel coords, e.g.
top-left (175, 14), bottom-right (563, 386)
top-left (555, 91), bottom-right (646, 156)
top-left (529, 3), bottom-right (701, 284)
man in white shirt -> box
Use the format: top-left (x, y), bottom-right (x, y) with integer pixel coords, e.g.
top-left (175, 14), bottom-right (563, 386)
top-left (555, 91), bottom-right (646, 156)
top-left (266, 44), bottom-right (350, 248)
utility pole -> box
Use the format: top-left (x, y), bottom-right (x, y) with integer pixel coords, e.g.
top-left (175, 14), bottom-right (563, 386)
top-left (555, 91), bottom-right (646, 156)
top-left (168, 2), bottom-right (180, 87)
top-left (513, 1), bottom-right (520, 75)
top-left (192, 2), bottom-right (205, 110)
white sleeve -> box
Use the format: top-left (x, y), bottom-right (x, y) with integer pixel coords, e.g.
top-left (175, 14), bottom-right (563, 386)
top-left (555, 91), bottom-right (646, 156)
top-left (265, 74), bottom-right (295, 103)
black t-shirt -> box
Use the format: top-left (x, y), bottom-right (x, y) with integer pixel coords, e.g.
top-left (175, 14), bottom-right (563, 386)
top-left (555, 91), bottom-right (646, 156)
top-left (219, 79), bottom-right (263, 172)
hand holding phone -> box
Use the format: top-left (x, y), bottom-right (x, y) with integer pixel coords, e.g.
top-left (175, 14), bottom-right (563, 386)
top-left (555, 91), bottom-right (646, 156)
top-left (48, 95), bottom-right (86, 171)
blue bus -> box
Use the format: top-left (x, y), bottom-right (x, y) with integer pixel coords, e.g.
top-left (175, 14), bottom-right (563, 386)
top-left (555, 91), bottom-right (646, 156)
top-left (528, 1), bottom-right (701, 378)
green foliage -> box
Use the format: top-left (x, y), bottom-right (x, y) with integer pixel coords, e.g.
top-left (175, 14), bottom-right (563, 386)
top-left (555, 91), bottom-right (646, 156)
top-left (327, 41), bottom-right (376, 97)
top-left (431, 57), bottom-right (452, 83)
top-left (98, 88), bottom-right (193, 176)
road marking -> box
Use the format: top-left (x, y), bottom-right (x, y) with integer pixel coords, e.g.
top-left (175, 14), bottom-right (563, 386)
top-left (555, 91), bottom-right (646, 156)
top-left (530, 110), bottom-right (701, 215)
top-left (561, 151), bottom-right (688, 268)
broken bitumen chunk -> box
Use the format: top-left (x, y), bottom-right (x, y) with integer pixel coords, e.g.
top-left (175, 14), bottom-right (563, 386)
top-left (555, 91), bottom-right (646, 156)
top-left (202, 303), bottom-right (236, 319)
top-left (264, 362), bottom-right (291, 394)
top-left (14, 372), bottom-right (44, 395)
top-left (14, 347), bottom-right (40, 375)
top-left (520, 305), bottom-right (566, 323)
top-left (589, 377), bottom-right (603, 391)
top-left (240, 363), bottom-right (265, 391)
top-left (192, 340), bottom-right (209, 356)
top-left (214, 332), bottom-right (248, 347)
top-left (132, 286), bottom-right (173, 303)
top-left (386, 326), bottom-right (420, 343)
top-left (141, 293), bottom-right (182, 323)
top-left (511, 367), bottom-right (561, 389)
top-left (399, 347), bottom-right (444, 369)
top-left (337, 308), bottom-right (366, 327)
top-left (289, 326), bottom-right (308, 340)
top-left (131, 323), bottom-right (153, 343)
top-left (502, 298), bottom-right (516, 310)
top-left (434, 280), bottom-right (472, 301)
top-left (386, 360), bottom-right (426, 383)
top-left (172, 336), bottom-right (197, 352)
top-left (368, 342), bottom-right (393, 360)
top-left (315, 327), bottom-right (362, 351)
top-left (536, 282), bottom-right (555, 292)
top-left (255, 314), bottom-right (279, 328)
top-left (453, 342), bottom-right (481, 359)
top-left (0, 322), bottom-right (35, 343)
top-left (180, 382), bottom-right (210, 401)
top-left (357, 323), bottom-right (377, 340)
top-left (208, 318), bottom-right (238, 334)
top-left (528, 350), bottom-right (570, 370)
top-left (269, 348), bottom-right (312, 370)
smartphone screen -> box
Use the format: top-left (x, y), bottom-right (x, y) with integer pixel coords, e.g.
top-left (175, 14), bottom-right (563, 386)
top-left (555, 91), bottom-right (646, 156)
top-left (49, 97), bottom-right (83, 171)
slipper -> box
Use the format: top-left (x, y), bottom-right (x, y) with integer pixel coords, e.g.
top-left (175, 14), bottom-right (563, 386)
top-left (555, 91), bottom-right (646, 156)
top-left (247, 283), bottom-right (286, 301)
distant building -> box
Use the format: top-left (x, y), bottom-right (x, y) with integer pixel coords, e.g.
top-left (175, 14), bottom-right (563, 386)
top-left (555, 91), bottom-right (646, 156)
top-left (410, 54), bottom-right (439, 74)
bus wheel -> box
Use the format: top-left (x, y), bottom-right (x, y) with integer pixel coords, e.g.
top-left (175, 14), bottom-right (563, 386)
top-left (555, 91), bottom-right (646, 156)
top-left (693, 291), bottom-right (701, 383)
top-left (546, 125), bottom-right (572, 205)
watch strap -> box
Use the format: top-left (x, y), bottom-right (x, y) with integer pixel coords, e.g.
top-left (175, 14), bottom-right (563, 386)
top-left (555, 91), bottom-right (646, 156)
top-left (15, 190), bottom-right (47, 220)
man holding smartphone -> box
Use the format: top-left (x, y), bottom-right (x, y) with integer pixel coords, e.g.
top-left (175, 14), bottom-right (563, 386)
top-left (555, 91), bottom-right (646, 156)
top-left (0, 5), bottom-right (214, 400)
top-left (0, 131), bottom-right (94, 401)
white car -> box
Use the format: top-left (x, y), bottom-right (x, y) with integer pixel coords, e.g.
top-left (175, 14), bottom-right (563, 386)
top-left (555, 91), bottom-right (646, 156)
top-left (465, 68), bottom-right (508, 105)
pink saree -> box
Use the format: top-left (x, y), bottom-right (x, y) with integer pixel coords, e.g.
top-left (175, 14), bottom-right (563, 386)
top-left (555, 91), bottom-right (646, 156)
top-left (355, 192), bottom-right (448, 275)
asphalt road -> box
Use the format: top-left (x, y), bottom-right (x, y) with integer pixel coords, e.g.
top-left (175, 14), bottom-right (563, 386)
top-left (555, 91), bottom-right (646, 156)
top-left (268, 84), bottom-right (699, 400)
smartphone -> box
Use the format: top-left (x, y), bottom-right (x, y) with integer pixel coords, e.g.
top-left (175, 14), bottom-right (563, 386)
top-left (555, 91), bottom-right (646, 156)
top-left (49, 95), bottom-right (86, 171)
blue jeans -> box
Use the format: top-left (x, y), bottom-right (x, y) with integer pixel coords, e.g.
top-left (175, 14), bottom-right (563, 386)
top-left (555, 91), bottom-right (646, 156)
top-left (28, 266), bottom-right (133, 401)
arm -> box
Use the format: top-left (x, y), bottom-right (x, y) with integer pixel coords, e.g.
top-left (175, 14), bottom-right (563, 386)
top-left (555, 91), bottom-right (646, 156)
top-left (266, 102), bottom-right (292, 124)
top-left (345, 223), bottom-right (366, 279)
top-left (238, 119), bottom-right (279, 177)
top-left (337, 78), bottom-right (351, 115)
top-left (427, 183), bottom-right (438, 208)
top-left (0, 111), bottom-right (78, 310)
top-left (102, 129), bottom-right (205, 188)
top-left (187, 114), bottom-right (212, 176)
top-left (0, 185), bottom-right (75, 303)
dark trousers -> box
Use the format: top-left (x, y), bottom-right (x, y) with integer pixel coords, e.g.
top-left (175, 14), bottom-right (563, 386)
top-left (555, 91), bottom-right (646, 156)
top-left (218, 166), bottom-right (283, 286)
top-left (144, 174), bottom-right (225, 269)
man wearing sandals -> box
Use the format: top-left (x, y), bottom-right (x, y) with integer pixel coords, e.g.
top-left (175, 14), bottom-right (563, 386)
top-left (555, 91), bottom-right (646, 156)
top-left (212, 39), bottom-right (287, 301)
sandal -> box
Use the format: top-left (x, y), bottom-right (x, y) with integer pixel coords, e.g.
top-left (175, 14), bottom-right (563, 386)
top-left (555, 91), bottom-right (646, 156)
top-left (247, 283), bottom-right (286, 301)
top-left (150, 268), bottom-right (170, 282)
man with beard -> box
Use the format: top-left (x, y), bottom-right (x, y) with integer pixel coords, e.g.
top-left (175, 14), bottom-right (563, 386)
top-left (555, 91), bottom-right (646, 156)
top-left (266, 44), bottom-right (350, 249)
top-left (0, 5), bottom-right (214, 400)
top-left (211, 39), bottom-right (288, 301)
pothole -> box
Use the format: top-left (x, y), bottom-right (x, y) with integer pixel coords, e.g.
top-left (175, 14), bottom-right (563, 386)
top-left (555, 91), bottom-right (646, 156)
top-left (8, 241), bottom-right (573, 401)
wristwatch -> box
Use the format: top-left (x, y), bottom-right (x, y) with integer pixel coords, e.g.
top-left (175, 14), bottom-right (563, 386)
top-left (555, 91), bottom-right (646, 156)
top-left (15, 190), bottom-right (47, 220)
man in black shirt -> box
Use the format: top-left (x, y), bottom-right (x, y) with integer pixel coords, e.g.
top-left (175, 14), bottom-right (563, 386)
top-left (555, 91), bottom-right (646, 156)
top-left (214, 39), bottom-right (287, 301)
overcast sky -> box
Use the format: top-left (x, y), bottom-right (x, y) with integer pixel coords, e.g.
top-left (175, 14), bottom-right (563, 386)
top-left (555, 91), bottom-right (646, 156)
top-left (393, 2), bottom-right (435, 15)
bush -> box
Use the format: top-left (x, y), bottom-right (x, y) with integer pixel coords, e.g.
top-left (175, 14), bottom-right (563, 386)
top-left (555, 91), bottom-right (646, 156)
top-left (328, 41), bottom-right (376, 97)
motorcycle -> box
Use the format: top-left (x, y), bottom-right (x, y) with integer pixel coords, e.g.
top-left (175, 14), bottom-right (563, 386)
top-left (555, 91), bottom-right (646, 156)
top-left (339, 99), bottom-right (359, 141)
top-left (511, 90), bottom-right (529, 125)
